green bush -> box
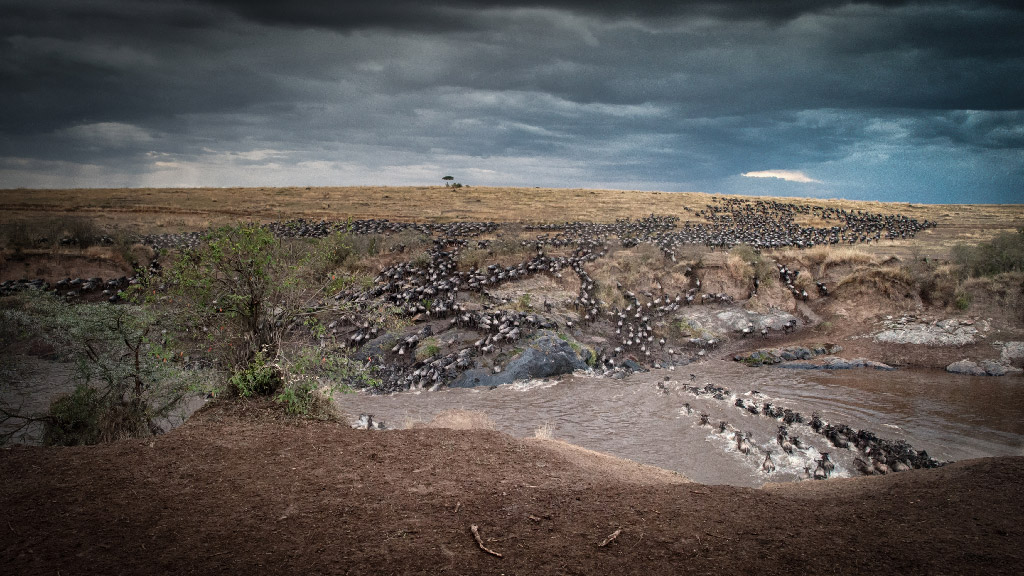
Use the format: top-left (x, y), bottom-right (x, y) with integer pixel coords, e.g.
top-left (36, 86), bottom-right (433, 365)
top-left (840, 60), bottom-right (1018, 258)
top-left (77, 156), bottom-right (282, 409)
top-left (954, 288), bottom-right (973, 311)
top-left (43, 384), bottom-right (102, 446)
top-left (281, 348), bottom-right (381, 390)
top-left (275, 382), bottom-right (318, 416)
top-left (1, 293), bottom-right (188, 445)
top-left (515, 293), bottom-right (532, 311)
top-left (953, 229), bottom-right (1024, 278)
top-left (169, 223), bottom-right (393, 370)
top-left (168, 223), bottom-right (321, 369)
top-left (415, 337), bottom-right (441, 361)
top-left (229, 351), bottom-right (282, 397)
top-left (275, 381), bottom-right (338, 418)
top-left (731, 244), bottom-right (774, 284)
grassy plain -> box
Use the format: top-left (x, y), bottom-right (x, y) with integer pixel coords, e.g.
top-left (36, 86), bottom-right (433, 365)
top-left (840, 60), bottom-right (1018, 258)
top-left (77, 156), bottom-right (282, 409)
top-left (1, 186), bottom-right (1021, 261)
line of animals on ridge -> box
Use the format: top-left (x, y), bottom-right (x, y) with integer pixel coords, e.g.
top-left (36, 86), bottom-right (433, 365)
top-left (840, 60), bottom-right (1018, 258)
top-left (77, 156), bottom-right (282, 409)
top-left (3, 197), bottom-right (930, 303)
top-left (0, 259), bottom-right (162, 301)
top-left (660, 377), bottom-right (941, 479)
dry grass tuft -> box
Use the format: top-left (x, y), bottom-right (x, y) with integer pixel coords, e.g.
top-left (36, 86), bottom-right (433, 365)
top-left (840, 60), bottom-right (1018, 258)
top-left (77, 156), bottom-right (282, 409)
top-left (777, 245), bottom-right (879, 277)
top-left (590, 244), bottom-right (680, 306)
top-left (835, 265), bottom-right (914, 299)
top-left (725, 253), bottom-right (753, 284)
top-left (533, 423), bottom-right (556, 439)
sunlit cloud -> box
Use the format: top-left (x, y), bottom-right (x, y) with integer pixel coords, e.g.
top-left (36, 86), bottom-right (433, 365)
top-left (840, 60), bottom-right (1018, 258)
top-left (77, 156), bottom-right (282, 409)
top-left (59, 122), bottom-right (153, 149)
top-left (741, 169), bottom-right (821, 184)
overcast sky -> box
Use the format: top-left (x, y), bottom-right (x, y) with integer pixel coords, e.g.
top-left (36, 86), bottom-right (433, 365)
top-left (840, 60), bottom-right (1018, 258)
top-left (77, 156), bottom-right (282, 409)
top-left (1, 1), bottom-right (1022, 203)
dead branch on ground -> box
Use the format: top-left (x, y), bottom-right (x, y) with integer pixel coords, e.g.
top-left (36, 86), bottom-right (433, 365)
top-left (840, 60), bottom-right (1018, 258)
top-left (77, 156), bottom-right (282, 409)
top-left (470, 524), bottom-right (503, 558)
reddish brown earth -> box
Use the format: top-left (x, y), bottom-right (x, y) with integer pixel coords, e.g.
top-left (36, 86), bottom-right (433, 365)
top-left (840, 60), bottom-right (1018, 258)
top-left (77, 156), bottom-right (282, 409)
top-left (2, 400), bottom-right (1022, 575)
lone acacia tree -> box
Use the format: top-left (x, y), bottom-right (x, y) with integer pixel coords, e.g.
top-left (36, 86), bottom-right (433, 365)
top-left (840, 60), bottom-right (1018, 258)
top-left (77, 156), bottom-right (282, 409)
top-left (442, 175), bottom-right (454, 187)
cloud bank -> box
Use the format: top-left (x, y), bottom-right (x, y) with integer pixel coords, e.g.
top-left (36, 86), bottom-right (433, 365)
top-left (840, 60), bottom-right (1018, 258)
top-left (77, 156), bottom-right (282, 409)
top-left (742, 170), bottom-right (821, 184)
top-left (0, 1), bottom-right (1021, 202)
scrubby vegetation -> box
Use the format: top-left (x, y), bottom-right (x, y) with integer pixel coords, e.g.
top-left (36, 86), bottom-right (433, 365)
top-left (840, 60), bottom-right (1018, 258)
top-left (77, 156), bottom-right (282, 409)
top-left (952, 229), bottom-right (1024, 278)
top-left (0, 222), bottom-right (404, 443)
top-left (0, 294), bottom-right (192, 445)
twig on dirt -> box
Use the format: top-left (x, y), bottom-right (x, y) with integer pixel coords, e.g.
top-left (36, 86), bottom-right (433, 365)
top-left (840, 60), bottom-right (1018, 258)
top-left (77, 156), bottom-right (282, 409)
top-left (689, 490), bottom-right (710, 495)
top-left (598, 528), bottom-right (622, 548)
top-left (454, 501), bottom-right (461, 514)
top-left (470, 525), bottom-right (503, 558)
top-left (7, 521), bottom-right (17, 535)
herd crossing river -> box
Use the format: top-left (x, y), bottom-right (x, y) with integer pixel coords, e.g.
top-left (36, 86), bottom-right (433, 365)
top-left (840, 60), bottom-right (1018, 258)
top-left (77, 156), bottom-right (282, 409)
top-left (336, 360), bottom-right (1024, 487)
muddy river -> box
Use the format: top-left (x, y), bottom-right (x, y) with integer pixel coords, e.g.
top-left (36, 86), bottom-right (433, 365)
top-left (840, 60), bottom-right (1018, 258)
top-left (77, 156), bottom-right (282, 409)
top-left (336, 360), bottom-right (1024, 487)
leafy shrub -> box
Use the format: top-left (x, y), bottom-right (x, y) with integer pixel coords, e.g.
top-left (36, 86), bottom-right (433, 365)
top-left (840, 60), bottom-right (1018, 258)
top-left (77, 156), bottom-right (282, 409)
top-left (954, 288), bottom-right (973, 310)
top-left (731, 245), bottom-right (775, 285)
top-left (168, 223), bottom-right (322, 368)
top-left (43, 384), bottom-right (102, 446)
top-left (275, 381), bottom-right (336, 418)
top-left (1, 293), bottom-right (188, 445)
top-left (382, 230), bottom-right (432, 256)
top-left (229, 351), bottom-right (282, 397)
top-left (515, 293), bottom-right (532, 311)
top-left (415, 337), bottom-right (440, 361)
top-left (953, 229), bottom-right (1024, 278)
top-left (281, 348), bottom-right (382, 392)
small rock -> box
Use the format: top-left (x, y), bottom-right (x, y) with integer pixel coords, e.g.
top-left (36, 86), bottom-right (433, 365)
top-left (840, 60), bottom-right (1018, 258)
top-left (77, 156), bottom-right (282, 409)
top-left (945, 360), bottom-right (987, 376)
top-left (979, 360), bottom-right (1022, 376)
top-left (1000, 341), bottom-right (1024, 365)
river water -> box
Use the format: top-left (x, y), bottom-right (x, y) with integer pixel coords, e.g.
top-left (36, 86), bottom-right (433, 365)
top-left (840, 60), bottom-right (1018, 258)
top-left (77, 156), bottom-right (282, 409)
top-left (336, 360), bottom-right (1024, 487)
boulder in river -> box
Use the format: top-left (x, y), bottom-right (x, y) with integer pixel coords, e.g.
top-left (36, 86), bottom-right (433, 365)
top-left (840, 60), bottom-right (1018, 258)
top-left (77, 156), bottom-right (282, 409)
top-left (979, 360), bottom-right (1023, 376)
top-left (943, 359), bottom-right (1021, 376)
top-left (449, 330), bottom-right (588, 388)
top-left (777, 356), bottom-right (896, 371)
top-left (734, 344), bottom-right (843, 367)
top-left (945, 360), bottom-right (986, 376)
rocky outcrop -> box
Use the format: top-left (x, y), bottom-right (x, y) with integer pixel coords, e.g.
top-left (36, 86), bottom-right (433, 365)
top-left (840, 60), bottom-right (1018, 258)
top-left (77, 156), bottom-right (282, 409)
top-left (777, 356), bottom-right (896, 371)
top-left (450, 330), bottom-right (589, 388)
top-left (676, 308), bottom-right (799, 344)
top-left (998, 341), bottom-right (1024, 366)
top-left (873, 317), bottom-right (983, 347)
top-left (945, 359), bottom-right (1023, 376)
top-left (734, 344), bottom-right (843, 367)
top-left (354, 333), bottom-right (399, 363)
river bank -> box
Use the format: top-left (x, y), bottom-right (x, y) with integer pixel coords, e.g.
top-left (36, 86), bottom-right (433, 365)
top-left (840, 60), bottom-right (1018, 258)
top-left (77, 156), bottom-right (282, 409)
top-left (2, 400), bottom-right (1022, 575)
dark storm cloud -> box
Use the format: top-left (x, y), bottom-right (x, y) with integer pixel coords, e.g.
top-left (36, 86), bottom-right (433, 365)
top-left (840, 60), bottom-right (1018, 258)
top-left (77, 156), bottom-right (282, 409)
top-left (0, 0), bottom-right (1021, 201)
top-left (201, 1), bottom-right (1024, 29)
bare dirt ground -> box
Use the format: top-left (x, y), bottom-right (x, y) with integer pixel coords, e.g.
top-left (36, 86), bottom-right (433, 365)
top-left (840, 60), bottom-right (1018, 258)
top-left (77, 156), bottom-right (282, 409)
top-left (2, 400), bottom-right (1022, 576)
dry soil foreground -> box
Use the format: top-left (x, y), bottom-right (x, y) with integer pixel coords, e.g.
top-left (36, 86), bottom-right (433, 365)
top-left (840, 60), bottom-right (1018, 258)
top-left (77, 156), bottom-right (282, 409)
top-left (2, 401), bottom-right (1021, 576)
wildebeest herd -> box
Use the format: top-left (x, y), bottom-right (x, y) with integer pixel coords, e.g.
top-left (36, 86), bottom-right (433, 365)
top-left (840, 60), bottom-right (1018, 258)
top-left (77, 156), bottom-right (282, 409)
top-left (687, 380), bottom-right (941, 480)
top-left (2, 199), bottom-right (935, 372)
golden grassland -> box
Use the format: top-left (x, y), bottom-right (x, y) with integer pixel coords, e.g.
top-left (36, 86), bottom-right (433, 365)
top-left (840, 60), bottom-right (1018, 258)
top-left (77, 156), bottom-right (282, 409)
top-left (1, 186), bottom-right (1021, 261)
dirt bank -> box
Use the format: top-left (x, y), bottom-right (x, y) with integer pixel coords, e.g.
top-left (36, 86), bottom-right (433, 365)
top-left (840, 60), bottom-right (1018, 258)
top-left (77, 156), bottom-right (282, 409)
top-left (2, 401), bottom-right (1021, 575)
